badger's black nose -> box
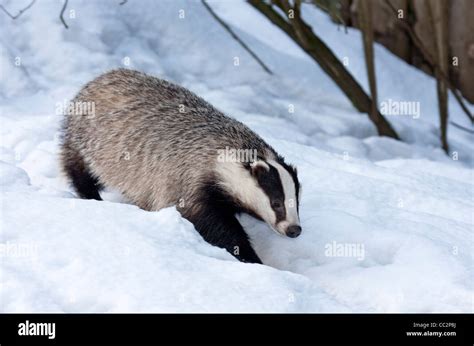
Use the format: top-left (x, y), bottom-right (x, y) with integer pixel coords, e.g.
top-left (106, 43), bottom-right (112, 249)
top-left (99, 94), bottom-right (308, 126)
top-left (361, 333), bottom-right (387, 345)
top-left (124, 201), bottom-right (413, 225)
top-left (286, 225), bottom-right (302, 238)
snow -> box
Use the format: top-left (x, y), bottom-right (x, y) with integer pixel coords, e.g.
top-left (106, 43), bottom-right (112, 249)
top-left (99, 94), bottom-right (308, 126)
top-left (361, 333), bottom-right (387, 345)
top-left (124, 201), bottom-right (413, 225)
top-left (1, 0), bottom-right (473, 312)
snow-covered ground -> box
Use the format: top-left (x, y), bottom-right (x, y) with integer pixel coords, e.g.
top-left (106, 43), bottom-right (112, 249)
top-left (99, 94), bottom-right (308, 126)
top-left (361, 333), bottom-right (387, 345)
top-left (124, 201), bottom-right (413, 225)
top-left (1, 0), bottom-right (473, 312)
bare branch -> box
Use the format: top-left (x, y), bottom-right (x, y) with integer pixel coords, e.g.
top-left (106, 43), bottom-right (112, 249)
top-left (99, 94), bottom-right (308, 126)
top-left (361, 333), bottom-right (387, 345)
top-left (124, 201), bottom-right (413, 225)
top-left (0, 0), bottom-right (36, 20)
top-left (119, 0), bottom-right (127, 5)
top-left (450, 121), bottom-right (474, 134)
top-left (358, 0), bottom-right (378, 127)
top-left (60, 0), bottom-right (69, 29)
top-left (202, 0), bottom-right (273, 75)
top-left (427, 0), bottom-right (449, 153)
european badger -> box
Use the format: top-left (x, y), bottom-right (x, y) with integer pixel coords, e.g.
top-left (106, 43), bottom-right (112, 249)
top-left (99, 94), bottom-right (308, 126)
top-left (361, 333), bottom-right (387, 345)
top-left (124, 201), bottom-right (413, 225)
top-left (60, 69), bottom-right (301, 264)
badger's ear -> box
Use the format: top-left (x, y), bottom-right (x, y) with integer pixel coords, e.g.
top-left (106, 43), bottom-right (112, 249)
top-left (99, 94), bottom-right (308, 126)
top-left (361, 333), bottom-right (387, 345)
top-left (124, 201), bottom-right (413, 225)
top-left (249, 160), bottom-right (270, 177)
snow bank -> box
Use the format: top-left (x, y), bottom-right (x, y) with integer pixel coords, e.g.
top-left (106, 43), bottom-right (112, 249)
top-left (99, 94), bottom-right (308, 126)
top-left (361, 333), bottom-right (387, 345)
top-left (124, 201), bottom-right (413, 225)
top-left (1, 0), bottom-right (472, 312)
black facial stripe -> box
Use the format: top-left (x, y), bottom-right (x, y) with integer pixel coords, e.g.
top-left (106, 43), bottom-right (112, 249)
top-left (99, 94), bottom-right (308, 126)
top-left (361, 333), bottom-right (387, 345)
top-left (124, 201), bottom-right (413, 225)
top-left (254, 163), bottom-right (286, 223)
top-left (277, 157), bottom-right (301, 211)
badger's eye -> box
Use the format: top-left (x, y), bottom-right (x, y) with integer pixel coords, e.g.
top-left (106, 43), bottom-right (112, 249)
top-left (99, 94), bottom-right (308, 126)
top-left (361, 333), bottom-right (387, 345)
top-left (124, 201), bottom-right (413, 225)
top-left (271, 201), bottom-right (283, 209)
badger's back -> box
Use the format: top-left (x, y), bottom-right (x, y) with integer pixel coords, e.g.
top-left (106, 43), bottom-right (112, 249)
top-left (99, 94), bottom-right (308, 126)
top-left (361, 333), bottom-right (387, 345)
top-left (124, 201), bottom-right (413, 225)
top-left (60, 69), bottom-right (275, 210)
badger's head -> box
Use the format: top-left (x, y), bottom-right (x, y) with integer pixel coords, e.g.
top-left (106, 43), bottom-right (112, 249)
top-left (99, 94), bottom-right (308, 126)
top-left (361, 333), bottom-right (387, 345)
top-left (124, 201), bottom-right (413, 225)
top-left (217, 156), bottom-right (302, 238)
top-left (246, 159), bottom-right (302, 238)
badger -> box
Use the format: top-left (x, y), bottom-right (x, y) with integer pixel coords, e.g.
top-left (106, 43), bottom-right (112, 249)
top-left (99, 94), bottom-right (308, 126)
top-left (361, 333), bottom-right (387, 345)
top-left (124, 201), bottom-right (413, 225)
top-left (60, 69), bottom-right (302, 264)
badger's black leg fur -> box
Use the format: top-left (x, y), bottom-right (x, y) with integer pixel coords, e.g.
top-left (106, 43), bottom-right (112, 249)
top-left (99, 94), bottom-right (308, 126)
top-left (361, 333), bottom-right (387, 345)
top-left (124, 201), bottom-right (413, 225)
top-left (62, 144), bottom-right (103, 200)
top-left (181, 184), bottom-right (262, 264)
top-left (187, 206), bottom-right (262, 263)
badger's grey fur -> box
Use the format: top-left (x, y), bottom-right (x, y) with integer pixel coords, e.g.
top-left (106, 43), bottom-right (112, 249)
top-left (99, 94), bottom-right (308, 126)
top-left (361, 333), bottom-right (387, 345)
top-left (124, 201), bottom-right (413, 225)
top-left (60, 69), bottom-right (301, 263)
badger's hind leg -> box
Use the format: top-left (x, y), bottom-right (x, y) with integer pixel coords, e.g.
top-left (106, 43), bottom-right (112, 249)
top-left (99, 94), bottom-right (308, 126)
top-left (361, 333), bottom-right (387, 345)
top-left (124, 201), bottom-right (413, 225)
top-left (61, 144), bottom-right (103, 200)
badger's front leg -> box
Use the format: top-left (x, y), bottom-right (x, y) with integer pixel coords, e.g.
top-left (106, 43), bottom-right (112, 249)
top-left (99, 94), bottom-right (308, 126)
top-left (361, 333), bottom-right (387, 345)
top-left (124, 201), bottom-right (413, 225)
top-left (181, 203), bottom-right (262, 264)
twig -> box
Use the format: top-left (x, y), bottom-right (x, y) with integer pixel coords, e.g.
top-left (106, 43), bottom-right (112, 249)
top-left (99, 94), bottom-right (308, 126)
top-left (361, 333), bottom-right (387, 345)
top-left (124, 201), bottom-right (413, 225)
top-left (382, 0), bottom-right (473, 123)
top-left (450, 121), bottom-right (474, 134)
top-left (201, 0), bottom-right (273, 75)
top-left (60, 0), bottom-right (69, 29)
top-left (119, 0), bottom-right (127, 5)
top-left (0, 0), bottom-right (36, 19)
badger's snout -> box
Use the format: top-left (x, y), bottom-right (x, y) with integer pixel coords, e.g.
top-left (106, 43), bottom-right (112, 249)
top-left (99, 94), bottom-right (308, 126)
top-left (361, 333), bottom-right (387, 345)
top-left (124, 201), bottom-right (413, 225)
top-left (285, 225), bottom-right (302, 238)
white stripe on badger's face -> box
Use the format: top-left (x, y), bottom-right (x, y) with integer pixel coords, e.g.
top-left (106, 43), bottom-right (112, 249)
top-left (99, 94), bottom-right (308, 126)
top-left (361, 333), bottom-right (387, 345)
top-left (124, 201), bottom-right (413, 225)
top-left (215, 161), bottom-right (277, 227)
top-left (215, 159), bottom-right (300, 237)
top-left (267, 160), bottom-right (300, 234)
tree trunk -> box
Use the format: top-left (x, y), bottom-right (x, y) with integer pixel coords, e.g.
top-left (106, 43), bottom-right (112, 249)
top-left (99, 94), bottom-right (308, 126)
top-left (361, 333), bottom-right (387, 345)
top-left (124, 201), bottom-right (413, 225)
top-left (358, 0), bottom-right (378, 126)
top-left (428, 0), bottom-right (449, 153)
